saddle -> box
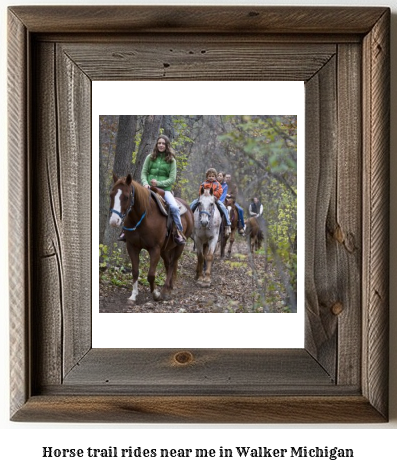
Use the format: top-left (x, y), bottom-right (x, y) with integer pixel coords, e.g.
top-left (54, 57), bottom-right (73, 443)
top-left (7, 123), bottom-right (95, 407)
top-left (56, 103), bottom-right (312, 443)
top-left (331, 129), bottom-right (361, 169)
top-left (150, 187), bottom-right (188, 235)
top-left (150, 187), bottom-right (188, 216)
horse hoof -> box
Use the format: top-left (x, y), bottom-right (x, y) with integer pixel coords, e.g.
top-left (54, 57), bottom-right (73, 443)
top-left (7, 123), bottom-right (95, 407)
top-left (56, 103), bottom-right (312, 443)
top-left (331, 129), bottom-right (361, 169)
top-left (152, 290), bottom-right (162, 301)
top-left (198, 279), bottom-right (210, 287)
top-left (127, 298), bottom-right (136, 305)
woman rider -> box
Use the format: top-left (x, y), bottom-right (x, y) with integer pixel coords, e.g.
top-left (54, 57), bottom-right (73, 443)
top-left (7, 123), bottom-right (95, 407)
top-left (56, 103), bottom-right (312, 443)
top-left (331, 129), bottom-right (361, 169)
top-left (118, 134), bottom-right (185, 245)
top-left (141, 134), bottom-right (186, 245)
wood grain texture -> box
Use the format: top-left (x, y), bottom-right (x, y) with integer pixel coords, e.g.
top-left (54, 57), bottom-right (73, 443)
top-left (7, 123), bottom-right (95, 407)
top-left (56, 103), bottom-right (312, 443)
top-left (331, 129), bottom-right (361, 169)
top-left (32, 42), bottom-right (63, 388)
top-left (304, 57), bottom-right (338, 378)
top-left (362, 9), bottom-right (390, 419)
top-left (9, 6), bottom-right (387, 34)
top-left (8, 10), bottom-right (29, 419)
top-left (60, 42), bottom-right (336, 81)
top-left (336, 44), bottom-right (362, 386)
top-left (62, 349), bottom-right (333, 392)
top-left (8, 6), bottom-right (390, 423)
top-left (31, 42), bottom-right (92, 388)
top-left (56, 44), bottom-right (92, 376)
top-left (11, 396), bottom-right (385, 424)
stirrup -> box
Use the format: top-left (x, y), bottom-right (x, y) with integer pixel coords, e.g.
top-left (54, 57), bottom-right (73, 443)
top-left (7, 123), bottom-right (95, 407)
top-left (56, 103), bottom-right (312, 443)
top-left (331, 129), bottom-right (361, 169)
top-left (174, 234), bottom-right (186, 245)
top-left (174, 230), bottom-right (186, 245)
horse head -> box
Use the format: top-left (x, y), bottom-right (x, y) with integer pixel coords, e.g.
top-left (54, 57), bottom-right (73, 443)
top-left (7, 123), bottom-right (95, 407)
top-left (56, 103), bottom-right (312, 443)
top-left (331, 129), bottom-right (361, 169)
top-left (225, 195), bottom-right (235, 207)
top-left (198, 188), bottom-right (215, 227)
top-left (109, 173), bottom-right (133, 227)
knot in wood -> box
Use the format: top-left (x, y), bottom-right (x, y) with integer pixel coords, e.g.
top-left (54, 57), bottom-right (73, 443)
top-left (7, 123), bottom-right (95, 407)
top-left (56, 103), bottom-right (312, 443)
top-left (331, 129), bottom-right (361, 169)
top-left (331, 302), bottom-right (344, 316)
top-left (333, 225), bottom-right (344, 244)
top-left (174, 351), bottom-right (194, 365)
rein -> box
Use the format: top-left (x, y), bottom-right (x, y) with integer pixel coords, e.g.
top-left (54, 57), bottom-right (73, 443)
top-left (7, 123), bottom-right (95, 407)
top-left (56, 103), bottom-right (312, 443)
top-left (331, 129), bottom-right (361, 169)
top-left (123, 211), bottom-right (146, 232)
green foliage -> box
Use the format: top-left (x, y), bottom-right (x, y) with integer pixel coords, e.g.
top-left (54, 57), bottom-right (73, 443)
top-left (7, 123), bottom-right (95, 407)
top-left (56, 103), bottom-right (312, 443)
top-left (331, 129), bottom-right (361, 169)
top-left (217, 115), bottom-right (298, 311)
top-left (99, 244), bottom-right (109, 269)
top-left (131, 132), bottom-right (142, 164)
top-left (99, 244), bottom-right (166, 288)
top-left (99, 243), bottom-right (131, 287)
top-left (169, 117), bottom-right (196, 194)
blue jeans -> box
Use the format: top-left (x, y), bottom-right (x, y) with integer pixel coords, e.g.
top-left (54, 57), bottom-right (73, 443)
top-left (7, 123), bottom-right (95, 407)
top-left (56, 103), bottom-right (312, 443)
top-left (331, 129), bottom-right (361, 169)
top-left (165, 191), bottom-right (183, 232)
top-left (235, 203), bottom-right (245, 227)
top-left (190, 199), bottom-right (231, 225)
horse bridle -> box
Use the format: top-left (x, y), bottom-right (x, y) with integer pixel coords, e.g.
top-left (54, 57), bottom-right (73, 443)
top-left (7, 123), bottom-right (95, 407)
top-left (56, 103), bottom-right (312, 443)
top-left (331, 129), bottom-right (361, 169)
top-left (110, 184), bottom-right (135, 221)
top-left (199, 200), bottom-right (215, 227)
top-left (110, 183), bottom-right (147, 232)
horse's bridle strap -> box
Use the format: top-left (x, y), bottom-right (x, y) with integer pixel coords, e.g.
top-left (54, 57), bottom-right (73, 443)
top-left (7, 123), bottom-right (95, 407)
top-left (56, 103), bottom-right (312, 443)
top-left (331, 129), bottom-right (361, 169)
top-left (123, 211), bottom-right (146, 231)
top-left (199, 210), bottom-right (212, 217)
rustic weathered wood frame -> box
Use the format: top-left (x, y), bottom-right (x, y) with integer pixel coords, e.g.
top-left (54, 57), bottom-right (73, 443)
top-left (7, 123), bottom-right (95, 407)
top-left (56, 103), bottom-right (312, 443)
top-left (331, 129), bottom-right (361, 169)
top-left (8, 6), bottom-right (390, 423)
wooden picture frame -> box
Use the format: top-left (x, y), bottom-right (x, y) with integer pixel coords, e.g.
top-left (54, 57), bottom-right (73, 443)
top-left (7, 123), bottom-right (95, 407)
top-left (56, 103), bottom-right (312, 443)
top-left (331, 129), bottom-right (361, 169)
top-left (8, 6), bottom-right (390, 423)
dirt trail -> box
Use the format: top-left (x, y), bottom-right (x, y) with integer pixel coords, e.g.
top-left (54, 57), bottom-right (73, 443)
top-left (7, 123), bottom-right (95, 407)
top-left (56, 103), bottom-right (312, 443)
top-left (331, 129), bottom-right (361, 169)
top-left (99, 238), bottom-right (283, 313)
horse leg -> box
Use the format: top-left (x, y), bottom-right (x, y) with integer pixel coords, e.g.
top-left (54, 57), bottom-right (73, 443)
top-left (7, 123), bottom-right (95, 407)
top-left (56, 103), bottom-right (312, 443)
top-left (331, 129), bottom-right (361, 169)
top-left (170, 245), bottom-right (184, 288)
top-left (219, 220), bottom-right (226, 258)
top-left (195, 241), bottom-right (205, 283)
top-left (202, 240), bottom-right (217, 286)
top-left (227, 229), bottom-right (235, 258)
top-left (147, 247), bottom-right (162, 301)
top-left (161, 245), bottom-right (183, 298)
top-left (126, 245), bottom-right (140, 302)
top-left (251, 235), bottom-right (256, 253)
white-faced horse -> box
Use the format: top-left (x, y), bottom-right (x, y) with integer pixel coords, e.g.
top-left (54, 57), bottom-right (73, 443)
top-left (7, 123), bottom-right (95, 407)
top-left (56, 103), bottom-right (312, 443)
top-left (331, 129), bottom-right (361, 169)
top-left (109, 173), bottom-right (194, 302)
top-left (192, 187), bottom-right (222, 286)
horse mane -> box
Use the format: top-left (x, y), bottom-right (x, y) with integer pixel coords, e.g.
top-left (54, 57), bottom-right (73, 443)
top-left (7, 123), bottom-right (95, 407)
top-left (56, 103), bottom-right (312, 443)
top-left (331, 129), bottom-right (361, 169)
top-left (130, 178), bottom-right (152, 214)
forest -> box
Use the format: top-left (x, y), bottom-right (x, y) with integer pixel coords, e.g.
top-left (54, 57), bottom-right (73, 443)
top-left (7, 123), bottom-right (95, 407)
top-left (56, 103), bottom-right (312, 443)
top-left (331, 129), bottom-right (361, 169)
top-left (99, 115), bottom-right (298, 314)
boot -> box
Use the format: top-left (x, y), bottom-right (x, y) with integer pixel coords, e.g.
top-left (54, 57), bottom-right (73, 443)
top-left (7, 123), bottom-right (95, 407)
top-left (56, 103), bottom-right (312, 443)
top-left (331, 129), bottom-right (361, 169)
top-left (174, 230), bottom-right (186, 245)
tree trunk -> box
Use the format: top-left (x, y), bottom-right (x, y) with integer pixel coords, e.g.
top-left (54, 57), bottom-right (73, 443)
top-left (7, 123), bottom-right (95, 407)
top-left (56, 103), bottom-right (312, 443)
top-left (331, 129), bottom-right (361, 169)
top-left (113, 115), bottom-right (137, 178)
top-left (99, 115), bottom-right (118, 244)
top-left (132, 115), bottom-right (163, 183)
top-left (161, 115), bottom-right (175, 140)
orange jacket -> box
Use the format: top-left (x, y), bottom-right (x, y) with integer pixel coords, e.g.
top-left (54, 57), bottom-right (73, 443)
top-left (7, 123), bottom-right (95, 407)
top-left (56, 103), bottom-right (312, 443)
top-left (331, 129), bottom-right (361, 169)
top-left (199, 180), bottom-right (223, 200)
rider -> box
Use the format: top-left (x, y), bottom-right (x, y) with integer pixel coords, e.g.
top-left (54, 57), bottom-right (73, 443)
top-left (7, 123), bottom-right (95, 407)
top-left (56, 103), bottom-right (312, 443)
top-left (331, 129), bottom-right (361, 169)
top-left (217, 171), bottom-right (228, 203)
top-left (118, 134), bottom-right (186, 245)
top-left (225, 173), bottom-right (245, 234)
top-left (249, 196), bottom-right (263, 219)
top-left (190, 168), bottom-right (231, 234)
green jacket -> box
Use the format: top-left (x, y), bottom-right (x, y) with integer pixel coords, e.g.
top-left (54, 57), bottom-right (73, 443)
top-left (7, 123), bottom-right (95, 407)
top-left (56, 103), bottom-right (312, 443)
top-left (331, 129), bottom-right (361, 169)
top-left (141, 153), bottom-right (176, 191)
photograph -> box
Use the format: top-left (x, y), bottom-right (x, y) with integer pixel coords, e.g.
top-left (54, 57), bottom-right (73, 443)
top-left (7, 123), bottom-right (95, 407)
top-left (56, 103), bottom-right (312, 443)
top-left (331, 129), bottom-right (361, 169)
top-left (99, 115), bottom-right (298, 315)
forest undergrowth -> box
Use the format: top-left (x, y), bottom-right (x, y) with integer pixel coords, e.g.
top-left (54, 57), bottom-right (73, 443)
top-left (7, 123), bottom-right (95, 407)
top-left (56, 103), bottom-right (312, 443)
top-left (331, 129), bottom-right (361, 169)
top-left (99, 238), bottom-right (291, 314)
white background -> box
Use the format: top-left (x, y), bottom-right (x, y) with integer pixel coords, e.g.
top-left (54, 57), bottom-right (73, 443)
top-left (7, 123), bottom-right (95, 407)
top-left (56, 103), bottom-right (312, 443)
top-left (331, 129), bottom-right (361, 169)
top-left (92, 81), bottom-right (305, 348)
top-left (1, 0), bottom-right (396, 469)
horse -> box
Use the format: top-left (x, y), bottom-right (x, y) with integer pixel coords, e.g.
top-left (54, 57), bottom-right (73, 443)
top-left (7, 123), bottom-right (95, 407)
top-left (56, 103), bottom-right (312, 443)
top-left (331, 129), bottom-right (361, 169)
top-left (192, 187), bottom-right (222, 286)
top-left (246, 216), bottom-right (264, 253)
top-left (219, 196), bottom-right (238, 258)
top-left (109, 173), bottom-right (194, 302)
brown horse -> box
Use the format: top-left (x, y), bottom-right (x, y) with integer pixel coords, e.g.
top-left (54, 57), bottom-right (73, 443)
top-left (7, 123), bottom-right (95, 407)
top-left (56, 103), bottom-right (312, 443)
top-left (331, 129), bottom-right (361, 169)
top-left (246, 216), bottom-right (264, 253)
top-left (109, 174), bottom-right (194, 302)
top-left (220, 196), bottom-right (238, 258)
